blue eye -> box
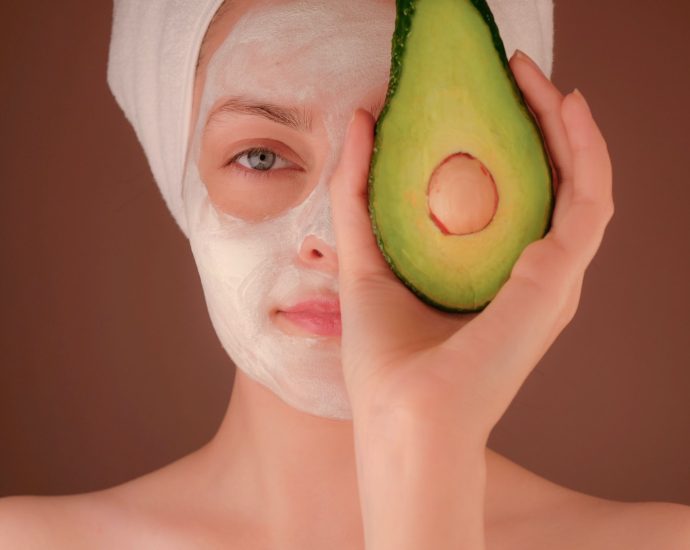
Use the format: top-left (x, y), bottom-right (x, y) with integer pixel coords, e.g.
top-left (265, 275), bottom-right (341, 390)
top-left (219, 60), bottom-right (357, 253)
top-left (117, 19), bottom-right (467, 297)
top-left (230, 147), bottom-right (291, 173)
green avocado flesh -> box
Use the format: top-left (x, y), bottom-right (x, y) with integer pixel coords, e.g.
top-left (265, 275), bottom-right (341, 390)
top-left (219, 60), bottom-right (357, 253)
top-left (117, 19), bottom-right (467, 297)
top-left (369, 0), bottom-right (554, 312)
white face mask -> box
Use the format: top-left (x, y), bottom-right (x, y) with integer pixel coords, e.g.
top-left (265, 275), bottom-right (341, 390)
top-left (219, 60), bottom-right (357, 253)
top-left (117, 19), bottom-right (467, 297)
top-left (182, 1), bottom-right (394, 419)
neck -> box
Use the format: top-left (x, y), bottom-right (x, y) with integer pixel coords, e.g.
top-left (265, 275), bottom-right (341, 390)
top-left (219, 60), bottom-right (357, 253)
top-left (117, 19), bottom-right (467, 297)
top-left (198, 369), bottom-right (514, 548)
top-left (202, 369), bottom-right (365, 548)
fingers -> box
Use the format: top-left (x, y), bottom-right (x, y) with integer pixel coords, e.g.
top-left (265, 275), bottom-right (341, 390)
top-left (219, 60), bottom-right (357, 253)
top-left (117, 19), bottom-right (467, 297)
top-left (547, 91), bottom-right (614, 271)
top-left (510, 50), bottom-right (613, 265)
top-left (509, 50), bottom-right (572, 205)
top-left (330, 108), bottom-right (396, 287)
top-left (442, 88), bottom-right (613, 394)
top-left (545, 272), bottom-right (584, 347)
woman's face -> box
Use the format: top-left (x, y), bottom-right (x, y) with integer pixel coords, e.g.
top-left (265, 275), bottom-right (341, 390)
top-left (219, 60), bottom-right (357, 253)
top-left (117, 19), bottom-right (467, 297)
top-left (183, 0), bottom-right (395, 419)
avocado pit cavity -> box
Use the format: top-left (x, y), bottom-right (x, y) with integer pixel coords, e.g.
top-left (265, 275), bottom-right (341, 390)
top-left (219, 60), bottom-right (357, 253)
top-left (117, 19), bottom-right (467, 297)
top-left (427, 153), bottom-right (498, 235)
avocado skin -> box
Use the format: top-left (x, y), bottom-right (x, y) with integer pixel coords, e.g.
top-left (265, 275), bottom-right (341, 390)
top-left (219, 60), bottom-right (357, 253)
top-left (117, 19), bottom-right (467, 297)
top-left (368, 0), bottom-right (554, 313)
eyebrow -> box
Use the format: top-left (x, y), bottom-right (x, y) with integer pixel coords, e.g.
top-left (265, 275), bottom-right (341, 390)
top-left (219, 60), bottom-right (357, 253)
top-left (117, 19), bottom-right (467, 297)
top-left (205, 95), bottom-right (314, 133)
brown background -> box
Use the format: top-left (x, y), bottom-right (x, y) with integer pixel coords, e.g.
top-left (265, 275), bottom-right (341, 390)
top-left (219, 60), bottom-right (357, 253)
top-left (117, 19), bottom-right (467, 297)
top-left (1, 1), bottom-right (689, 504)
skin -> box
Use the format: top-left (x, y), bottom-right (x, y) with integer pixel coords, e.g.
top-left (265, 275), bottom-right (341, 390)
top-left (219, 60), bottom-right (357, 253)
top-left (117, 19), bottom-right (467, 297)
top-left (1, 1), bottom-right (689, 548)
top-left (182, 0), bottom-right (395, 420)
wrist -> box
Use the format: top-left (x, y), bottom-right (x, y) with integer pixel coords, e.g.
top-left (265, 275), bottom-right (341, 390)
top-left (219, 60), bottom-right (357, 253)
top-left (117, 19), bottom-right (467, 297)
top-left (352, 410), bottom-right (488, 550)
top-left (351, 394), bottom-right (490, 454)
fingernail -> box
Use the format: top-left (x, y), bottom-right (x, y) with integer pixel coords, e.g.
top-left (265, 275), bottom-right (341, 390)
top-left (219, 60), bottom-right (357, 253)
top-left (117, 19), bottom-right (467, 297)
top-left (514, 49), bottom-right (542, 74)
top-left (572, 88), bottom-right (592, 115)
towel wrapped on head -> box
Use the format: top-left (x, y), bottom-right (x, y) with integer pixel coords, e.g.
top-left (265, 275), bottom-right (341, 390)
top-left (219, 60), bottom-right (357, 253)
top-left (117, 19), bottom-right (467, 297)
top-left (107, 0), bottom-right (554, 236)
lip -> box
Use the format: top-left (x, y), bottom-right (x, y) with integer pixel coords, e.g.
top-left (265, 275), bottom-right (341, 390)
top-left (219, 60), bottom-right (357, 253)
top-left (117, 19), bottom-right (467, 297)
top-left (276, 296), bottom-right (341, 337)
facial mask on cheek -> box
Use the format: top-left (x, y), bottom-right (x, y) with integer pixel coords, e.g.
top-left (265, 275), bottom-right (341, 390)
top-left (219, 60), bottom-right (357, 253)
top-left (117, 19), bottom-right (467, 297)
top-left (182, 1), bottom-right (395, 420)
top-left (184, 167), bottom-right (351, 418)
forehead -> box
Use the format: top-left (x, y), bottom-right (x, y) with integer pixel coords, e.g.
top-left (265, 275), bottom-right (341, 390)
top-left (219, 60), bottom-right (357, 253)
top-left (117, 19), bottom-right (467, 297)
top-left (198, 0), bottom-right (395, 106)
top-left (201, 0), bottom-right (395, 63)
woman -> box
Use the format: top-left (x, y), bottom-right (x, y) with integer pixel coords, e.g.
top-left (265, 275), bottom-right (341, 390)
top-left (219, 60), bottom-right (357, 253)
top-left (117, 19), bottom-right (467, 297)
top-left (1, 0), bottom-right (688, 547)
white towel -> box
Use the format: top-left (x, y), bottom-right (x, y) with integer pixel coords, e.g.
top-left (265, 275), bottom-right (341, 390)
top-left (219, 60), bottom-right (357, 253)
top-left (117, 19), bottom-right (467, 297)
top-left (107, 0), bottom-right (224, 236)
top-left (107, 0), bottom-right (554, 237)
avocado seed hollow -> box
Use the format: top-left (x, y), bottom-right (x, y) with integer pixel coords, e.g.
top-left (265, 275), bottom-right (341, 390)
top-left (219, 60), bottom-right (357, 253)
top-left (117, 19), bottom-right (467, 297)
top-left (427, 153), bottom-right (498, 235)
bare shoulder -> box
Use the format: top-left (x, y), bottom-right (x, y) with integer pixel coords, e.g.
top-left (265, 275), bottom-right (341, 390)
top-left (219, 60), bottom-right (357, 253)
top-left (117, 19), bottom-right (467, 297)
top-left (0, 471), bottom-right (177, 549)
top-left (0, 495), bottom-right (52, 547)
top-left (486, 451), bottom-right (690, 550)
top-left (0, 452), bottom-right (229, 549)
top-left (600, 499), bottom-right (690, 549)
top-left (529, 486), bottom-right (690, 549)
top-left (0, 492), bottom-right (120, 549)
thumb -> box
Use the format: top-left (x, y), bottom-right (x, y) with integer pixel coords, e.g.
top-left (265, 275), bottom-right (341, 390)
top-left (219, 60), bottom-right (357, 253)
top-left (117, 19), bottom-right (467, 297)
top-left (330, 108), bottom-right (396, 288)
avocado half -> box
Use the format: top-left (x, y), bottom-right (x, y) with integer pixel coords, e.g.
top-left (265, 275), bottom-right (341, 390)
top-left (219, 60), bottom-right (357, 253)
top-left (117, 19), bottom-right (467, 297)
top-left (369, 0), bottom-right (554, 313)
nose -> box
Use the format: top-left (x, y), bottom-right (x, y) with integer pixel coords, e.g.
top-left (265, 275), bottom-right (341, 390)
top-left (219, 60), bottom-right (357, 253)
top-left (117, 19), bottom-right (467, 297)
top-left (298, 234), bottom-right (339, 275)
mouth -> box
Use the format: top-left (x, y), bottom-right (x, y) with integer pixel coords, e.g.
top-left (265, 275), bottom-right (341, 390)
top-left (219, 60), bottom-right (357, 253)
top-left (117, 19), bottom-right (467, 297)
top-left (274, 297), bottom-right (342, 338)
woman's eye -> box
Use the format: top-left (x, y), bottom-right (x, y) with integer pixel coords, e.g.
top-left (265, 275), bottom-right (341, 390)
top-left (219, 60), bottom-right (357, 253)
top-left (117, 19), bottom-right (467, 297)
top-left (231, 148), bottom-right (292, 173)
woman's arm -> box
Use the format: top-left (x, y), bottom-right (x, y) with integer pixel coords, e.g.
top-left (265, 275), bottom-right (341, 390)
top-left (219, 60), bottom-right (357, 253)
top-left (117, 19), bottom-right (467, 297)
top-left (329, 49), bottom-right (613, 549)
top-left (352, 408), bottom-right (487, 549)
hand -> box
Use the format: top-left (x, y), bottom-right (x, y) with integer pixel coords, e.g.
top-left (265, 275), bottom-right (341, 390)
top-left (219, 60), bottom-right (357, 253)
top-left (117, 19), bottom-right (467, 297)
top-left (330, 49), bottom-right (614, 444)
